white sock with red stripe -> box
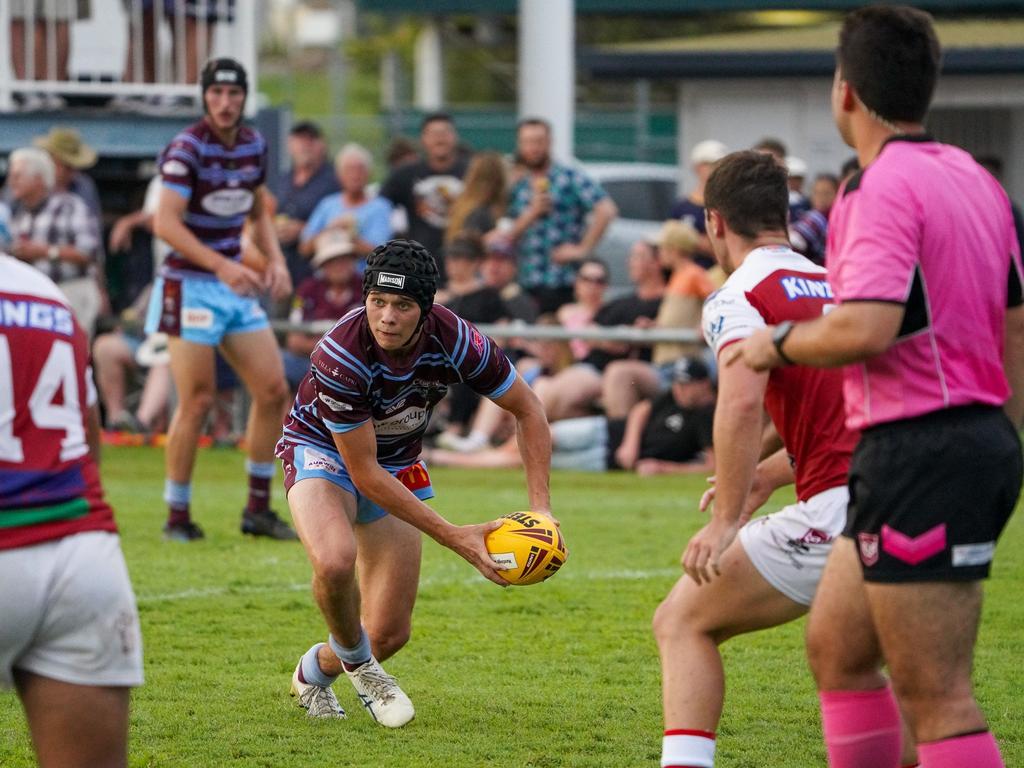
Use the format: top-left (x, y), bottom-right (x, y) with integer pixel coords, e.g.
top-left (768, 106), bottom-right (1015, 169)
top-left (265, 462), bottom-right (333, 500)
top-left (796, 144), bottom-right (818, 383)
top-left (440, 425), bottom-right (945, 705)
top-left (662, 729), bottom-right (716, 768)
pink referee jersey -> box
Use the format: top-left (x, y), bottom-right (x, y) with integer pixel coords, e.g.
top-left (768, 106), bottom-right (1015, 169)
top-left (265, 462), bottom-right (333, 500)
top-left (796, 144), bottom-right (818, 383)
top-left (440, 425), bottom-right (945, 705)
top-left (827, 135), bottom-right (1024, 431)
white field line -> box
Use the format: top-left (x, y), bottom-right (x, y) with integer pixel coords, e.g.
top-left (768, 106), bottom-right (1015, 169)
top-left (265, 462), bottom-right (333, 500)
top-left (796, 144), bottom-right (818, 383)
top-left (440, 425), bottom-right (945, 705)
top-left (135, 567), bottom-right (680, 605)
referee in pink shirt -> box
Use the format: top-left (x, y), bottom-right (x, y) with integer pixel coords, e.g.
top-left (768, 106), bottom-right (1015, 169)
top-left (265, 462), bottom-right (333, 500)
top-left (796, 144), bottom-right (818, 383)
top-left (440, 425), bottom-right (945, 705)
top-left (728, 6), bottom-right (1024, 768)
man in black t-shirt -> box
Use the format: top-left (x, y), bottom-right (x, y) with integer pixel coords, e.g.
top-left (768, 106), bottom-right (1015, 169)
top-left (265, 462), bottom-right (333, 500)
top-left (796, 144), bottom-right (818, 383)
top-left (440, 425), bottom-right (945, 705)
top-left (379, 113), bottom-right (469, 281)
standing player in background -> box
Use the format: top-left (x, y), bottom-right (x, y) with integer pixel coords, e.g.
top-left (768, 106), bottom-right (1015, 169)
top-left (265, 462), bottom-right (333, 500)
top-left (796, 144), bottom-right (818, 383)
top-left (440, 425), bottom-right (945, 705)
top-left (277, 239), bottom-right (552, 726)
top-left (653, 152), bottom-right (883, 768)
top-left (0, 255), bottom-right (144, 768)
top-left (729, 7), bottom-right (1024, 767)
top-left (147, 58), bottom-right (296, 541)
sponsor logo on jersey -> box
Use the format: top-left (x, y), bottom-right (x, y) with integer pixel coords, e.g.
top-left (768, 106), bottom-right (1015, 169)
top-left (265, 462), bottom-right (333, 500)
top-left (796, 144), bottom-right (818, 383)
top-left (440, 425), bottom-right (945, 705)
top-left (799, 528), bottom-right (833, 545)
top-left (952, 541), bottom-right (995, 567)
top-left (704, 315), bottom-right (725, 346)
top-left (376, 272), bottom-right (406, 290)
top-left (373, 406), bottom-right (427, 435)
top-left (318, 392), bottom-right (353, 412)
top-left (200, 188), bottom-right (254, 217)
top-left (161, 159), bottom-right (190, 177)
top-left (384, 398), bottom-right (407, 414)
top-left (780, 276), bottom-right (834, 301)
top-left (0, 300), bottom-right (74, 336)
top-left (302, 447), bottom-right (341, 473)
top-left (182, 308), bottom-right (214, 329)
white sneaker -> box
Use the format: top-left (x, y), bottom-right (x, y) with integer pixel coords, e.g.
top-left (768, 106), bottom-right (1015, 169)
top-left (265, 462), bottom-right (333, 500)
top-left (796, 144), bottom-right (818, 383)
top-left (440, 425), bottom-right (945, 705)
top-left (290, 660), bottom-right (346, 719)
top-left (345, 657), bottom-right (415, 727)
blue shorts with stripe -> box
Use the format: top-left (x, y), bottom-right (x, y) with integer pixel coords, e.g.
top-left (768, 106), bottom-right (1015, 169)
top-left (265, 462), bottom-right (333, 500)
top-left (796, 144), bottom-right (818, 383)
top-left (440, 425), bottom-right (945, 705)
top-left (145, 274), bottom-right (269, 346)
top-left (278, 442), bottom-right (434, 524)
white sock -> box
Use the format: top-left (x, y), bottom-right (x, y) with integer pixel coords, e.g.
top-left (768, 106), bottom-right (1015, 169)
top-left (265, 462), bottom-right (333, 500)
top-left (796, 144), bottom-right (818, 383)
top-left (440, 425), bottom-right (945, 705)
top-left (662, 729), bottom-right (716, 768)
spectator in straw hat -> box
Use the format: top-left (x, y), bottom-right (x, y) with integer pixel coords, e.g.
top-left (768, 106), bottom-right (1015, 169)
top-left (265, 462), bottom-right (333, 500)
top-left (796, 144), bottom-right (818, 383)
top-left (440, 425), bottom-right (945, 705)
top-left (34, 126), bottom-right (102, 219)
top-left (282, 229), bottom-right (364, 390)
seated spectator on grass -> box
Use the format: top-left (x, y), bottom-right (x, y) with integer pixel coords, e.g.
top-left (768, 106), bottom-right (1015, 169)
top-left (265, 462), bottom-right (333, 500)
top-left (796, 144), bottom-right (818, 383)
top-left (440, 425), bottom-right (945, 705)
top-left (282, 229), bottom-right (364, 391)
top-left (601, 220), bottom-right (715, 421)
top-left (7, 147), bottom-right (103, 336)
top-left (789, 173), bottom-right (839, 265)
top-left (435, 234), bottom-right (508, 322)
top-left (539, 241), bottom-right (665, 422)
top-left (428, 355), bottom-right (715, 474)
top-left (299, 143), bottom-right (393, 264)
top-left (93, 309), bottom-right (171, 434)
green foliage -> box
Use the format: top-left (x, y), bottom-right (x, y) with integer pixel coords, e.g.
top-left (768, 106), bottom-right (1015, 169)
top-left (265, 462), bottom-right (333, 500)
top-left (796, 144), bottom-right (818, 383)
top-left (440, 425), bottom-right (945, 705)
top-left (1, 447), bottom-right (1022, 766)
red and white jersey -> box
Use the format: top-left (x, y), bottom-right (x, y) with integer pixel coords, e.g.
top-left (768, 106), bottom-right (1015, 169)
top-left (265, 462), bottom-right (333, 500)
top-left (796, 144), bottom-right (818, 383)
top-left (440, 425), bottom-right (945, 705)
top-left (0, 255), bottom-right (116, 550)
top-left (702, 245), bottom-right (858, 501)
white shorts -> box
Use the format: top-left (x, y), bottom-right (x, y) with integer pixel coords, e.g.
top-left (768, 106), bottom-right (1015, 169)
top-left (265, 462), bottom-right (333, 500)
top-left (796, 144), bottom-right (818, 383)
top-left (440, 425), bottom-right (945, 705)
top-left (0, 531), bottom-right (144, 689)
top-left (738, 485), bottom-right (848, 606)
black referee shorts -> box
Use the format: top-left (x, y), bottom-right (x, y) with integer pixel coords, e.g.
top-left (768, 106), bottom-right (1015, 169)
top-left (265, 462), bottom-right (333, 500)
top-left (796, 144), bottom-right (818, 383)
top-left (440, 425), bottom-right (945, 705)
top-left (843, 405), bottom-right (1022, 583)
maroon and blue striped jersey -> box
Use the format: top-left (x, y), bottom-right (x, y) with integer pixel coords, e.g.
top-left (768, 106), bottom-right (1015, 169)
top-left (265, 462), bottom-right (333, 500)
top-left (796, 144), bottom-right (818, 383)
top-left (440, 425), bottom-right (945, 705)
top-left (277, 304), bottom-right (516, 469)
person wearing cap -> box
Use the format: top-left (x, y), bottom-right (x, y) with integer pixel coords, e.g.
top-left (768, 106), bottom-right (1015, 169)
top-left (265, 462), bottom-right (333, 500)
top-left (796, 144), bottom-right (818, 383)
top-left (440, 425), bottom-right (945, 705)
top-left (652, 151), bottom-right (863, 768)
top-left (146, 57), bottom-right (295, 543)
top-left (281, 229), bottom-right (363, 391)
top-left (601, 219), bottom-right (715, 423)
top-left (33, 126), bottom-right (102, 220)
top-left (275, 120), bottom-right (340, 289)
top-left (785, 155), bottom-right (811, 219)
top-left (276, 238), bottom-right (552, 727)
top-left (670, 139), bottom-right (729, 268)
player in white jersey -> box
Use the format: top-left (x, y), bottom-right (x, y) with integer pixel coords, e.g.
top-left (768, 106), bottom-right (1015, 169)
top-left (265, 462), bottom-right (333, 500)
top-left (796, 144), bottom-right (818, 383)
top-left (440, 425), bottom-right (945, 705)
top-left (0, 255), bottom-right (143, 768)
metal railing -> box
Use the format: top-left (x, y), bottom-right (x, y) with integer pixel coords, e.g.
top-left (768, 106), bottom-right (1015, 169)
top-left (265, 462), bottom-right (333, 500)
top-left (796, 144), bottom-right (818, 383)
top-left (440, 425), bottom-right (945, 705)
top-left (270, 318), bottom-right (704, 346)
top-left (0, 0), bottom-right (256, 111)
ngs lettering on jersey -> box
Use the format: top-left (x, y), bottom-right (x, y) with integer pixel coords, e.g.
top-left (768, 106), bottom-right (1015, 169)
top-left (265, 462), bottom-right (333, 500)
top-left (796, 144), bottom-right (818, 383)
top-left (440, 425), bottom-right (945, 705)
top-left (0, 261), bottom-right (115, 549)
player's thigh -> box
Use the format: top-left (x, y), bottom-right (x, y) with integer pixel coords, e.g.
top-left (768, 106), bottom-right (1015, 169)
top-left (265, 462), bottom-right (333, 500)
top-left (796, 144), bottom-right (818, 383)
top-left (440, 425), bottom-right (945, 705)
top-left (167, 336), bottom-right (217, 400)
top-left (656, 537), bottom-right (806, 646)
top-left (287, 478), bottom-right (359, 576)
top-left (806, 537), bottom-right (883, 686)
top-left (15, 670), bottom-right (129, 768)
top-left (354, 513), bottom-right (422, 633)
top-left (866, 580), bottom-right (982, 701)
top-left (219, 327), bottom-right (287, 403)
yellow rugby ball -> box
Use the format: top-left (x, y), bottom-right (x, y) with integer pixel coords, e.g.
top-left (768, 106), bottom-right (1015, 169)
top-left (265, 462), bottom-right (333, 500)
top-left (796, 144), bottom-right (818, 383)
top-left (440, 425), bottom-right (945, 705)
top-left (485, 511), bottom-right (568, 586)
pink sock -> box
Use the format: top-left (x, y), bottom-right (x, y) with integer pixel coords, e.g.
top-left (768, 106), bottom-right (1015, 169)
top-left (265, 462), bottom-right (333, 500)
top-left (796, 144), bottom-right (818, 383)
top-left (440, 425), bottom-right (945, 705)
top-left (918, 731), bottom-right (1003, 768)
top-left (819, 687), bottom-right (901, 768)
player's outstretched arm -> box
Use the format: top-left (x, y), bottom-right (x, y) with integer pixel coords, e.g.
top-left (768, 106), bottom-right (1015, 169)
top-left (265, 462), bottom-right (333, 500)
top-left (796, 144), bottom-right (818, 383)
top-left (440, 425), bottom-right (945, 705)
top-left (492, 375), bottom-right (553, 521)
top-left (331, 424), bottom-right (509, 586)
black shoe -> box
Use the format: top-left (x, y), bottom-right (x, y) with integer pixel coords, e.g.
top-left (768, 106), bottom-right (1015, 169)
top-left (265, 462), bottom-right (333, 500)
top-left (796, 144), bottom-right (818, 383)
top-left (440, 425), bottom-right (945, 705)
top-left (241, 509), bottom-right (298, 540)
top-left (163, 520), bottom-right (205, 542)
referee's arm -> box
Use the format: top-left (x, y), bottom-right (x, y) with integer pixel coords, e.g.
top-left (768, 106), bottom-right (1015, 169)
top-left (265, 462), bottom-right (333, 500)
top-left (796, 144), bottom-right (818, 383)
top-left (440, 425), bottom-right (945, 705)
top-left (1004, 304), bottom-right (1024, 430)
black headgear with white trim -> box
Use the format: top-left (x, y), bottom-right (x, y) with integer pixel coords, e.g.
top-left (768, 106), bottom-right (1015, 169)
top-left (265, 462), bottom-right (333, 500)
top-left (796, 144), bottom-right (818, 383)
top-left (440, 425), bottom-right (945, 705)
top-left (363, 239), bottom-right (439, 322)
top-left (200, 57), bottom-right (248, 119)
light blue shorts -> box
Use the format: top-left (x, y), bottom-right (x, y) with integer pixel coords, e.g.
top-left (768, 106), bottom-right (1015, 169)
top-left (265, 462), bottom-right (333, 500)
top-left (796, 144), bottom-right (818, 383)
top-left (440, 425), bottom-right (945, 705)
top-left (279, 443), bottom-right (434, 524)
top-left (144, 275), bottom-right (269, 346)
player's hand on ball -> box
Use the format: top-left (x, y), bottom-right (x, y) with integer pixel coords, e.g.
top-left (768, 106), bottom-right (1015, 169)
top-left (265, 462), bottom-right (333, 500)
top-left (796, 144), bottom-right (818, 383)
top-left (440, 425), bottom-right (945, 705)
top-left (216, 259), bottom-right (262, 296)
top-left (682, 517), bottom-right (739, 586)
top-left (446, 520), bottom-right (510, 587)
top-left (265, 261), bottom-right (293, 302)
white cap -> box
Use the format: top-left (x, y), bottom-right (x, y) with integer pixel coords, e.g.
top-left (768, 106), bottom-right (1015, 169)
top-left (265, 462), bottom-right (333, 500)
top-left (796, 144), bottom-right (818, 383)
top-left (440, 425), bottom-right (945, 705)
top-left (786, 155), bottom-right (808, 178)
top-left (690, 139), bottom-right (729, 166)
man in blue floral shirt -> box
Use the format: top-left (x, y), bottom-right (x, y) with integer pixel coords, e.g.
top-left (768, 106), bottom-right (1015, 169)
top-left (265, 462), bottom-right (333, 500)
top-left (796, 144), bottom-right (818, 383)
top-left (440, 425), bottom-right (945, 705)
top-left (507, 118), bottom-right (618, 313)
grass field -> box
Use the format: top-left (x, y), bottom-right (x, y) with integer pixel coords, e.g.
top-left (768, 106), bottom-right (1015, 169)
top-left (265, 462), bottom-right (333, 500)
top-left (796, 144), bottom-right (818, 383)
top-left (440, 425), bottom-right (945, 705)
top-left (2, 445), bottom-right (1023, 767)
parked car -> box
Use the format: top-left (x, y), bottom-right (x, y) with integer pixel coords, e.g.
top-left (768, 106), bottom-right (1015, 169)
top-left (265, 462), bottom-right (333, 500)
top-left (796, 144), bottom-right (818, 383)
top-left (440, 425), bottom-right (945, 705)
top-left (581, 162), bottom-right (681, 291)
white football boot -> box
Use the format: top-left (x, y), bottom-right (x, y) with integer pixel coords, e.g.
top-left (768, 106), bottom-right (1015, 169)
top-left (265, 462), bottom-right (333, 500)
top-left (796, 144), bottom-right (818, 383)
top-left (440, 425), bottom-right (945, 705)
top-left (291, 660), bottom-right (346, 719)
top-left (345, 657), bottom-right (415, 727)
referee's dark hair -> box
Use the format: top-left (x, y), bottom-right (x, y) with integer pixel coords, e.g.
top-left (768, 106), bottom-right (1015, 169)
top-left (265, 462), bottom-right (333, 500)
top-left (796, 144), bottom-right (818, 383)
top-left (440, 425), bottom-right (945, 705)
top-left (838, 5), bottom-right (941, 125)
top-left (704, 151), bottom-right (789, 241)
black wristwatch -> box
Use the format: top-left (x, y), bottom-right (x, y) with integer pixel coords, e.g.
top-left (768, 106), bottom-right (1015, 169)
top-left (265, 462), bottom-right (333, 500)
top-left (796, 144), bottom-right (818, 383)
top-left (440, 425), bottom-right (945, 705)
top-left (772, 320), bottom-right (796, 366)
